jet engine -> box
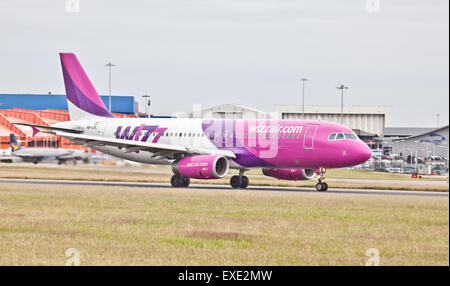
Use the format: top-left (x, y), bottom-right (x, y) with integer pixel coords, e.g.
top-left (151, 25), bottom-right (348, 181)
top-left (172, 154), bottom-right (229, 179)
top-left (262, 168), bottom-right (316, 181)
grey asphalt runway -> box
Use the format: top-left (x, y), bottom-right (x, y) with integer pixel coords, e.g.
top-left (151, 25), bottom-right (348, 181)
top-left (0, 178), bottom-right (448, 198)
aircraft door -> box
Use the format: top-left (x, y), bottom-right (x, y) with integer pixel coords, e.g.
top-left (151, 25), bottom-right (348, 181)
top-left (303, 124), bottom-right (319, 150)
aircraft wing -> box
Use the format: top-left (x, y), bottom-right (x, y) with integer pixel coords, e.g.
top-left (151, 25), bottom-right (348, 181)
top-left (55, 131), bottom-right (236, 160)
top-left (13, 154), bottom-right (47, 160)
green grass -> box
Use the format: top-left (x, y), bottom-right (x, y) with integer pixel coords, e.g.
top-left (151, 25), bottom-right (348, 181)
top-left (0, 183), bottom-right (448, 265)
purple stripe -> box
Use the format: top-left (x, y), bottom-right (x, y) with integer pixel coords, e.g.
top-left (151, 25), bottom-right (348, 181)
top-left (60, 53), bottom-right (108, 108)
top-left (62, 65), bottom-right (115, 118)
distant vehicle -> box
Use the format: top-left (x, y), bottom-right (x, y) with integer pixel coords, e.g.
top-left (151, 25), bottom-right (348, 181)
top-left (386, 167), bottom-right (401, 173)
top-left (389, 154), bottom-right (402, 160)
top-left (402, 166), bottom-right (416, 174)
top-left (9, 134), bottom-right (85, 164)
top-left (430, 156), bottom-right (445, 161)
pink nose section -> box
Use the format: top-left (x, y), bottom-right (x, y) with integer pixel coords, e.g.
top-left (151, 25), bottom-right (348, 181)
top-left (358, 143), bottom-right (372, 164)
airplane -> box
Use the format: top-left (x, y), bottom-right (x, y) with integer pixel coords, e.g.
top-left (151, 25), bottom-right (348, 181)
top-left (9, 133), bottom-right (85, 164)
top-left (15, 53), bottom-right (372, 191)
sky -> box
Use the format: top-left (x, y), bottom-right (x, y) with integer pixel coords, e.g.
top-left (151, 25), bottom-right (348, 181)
top-left (0, 0), bottom-right (448, 127)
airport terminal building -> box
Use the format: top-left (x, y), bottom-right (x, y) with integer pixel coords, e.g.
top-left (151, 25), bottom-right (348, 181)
top-left (382, 125), bottom-right (449, 158)
top-left (275, 105), bottom-right (393, 137)
top-left (0, 94), bottom-right (137, 152)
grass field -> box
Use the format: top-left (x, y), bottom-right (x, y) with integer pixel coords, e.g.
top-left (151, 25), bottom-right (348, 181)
top-left (0, 164), bottom-right (448, 192)
top-left (0, 183), bottom-right (448, 265)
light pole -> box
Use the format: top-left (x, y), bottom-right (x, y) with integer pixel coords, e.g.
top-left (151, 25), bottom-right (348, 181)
top-left (142, 95), bottom-right (150, 118)
top-left (300, 78), bottom-right (308, 119)
top-left (336, 84), bottom-right (348, 124)
top-left (105, 62), bottom-right (115, 112)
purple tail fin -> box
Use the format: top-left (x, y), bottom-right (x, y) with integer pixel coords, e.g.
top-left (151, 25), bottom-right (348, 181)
top-left (60, 53), bottom-right (115, 120)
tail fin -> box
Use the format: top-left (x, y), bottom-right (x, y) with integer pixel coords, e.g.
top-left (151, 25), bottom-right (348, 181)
top-left (10, 134), bottom-right (22, 152)
top-left (59, 53), bottom-right (115, 121)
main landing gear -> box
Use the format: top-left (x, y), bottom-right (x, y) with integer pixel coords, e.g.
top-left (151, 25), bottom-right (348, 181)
top-left (171, 174), bottom-right (190, 188)
top-left (315, 167), bottom-right (328, 192)
top-left (230, 169), bottom-right (249, 189)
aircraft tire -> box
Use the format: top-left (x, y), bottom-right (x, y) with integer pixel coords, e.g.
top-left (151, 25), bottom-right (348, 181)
top-left (230, 175), bottom-right (242, 189)
top-left (171, 175), bottom-right (183, 188)
top-left (316, 182), bottom-right (326, 192)
top-left (182, 177), bottom-right (190, 188)
top-left (241, 176), bottom-right (249, 189)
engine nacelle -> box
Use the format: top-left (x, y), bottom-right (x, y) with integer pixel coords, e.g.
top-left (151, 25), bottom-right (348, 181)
top-left (172, 154), bottom-right (229, 179)
top-left (262, 168), bottom-right (316, 181)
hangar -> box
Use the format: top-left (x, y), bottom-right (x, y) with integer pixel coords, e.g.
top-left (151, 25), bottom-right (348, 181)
top-left (275, 105), bottom-right (393, 137)
top-left (183, 103), bottom-right (270, 119)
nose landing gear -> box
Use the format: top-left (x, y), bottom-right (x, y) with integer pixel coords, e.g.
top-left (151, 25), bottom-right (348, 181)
top-left (315, 167), bottom-right (328, 192)
top-left (230, 169), bottom-right (249, 189)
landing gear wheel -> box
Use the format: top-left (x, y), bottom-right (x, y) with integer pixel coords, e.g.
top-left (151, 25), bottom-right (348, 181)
top-left (241, 176), bottom-right (249, 189)
top-left (316, 182), bottom-right (326, 192)
top-left (182, 177), bottom-right (190, 188)
top-left (230, 175), bottom-right (242, 189)
top-left (171, 175), bottom-right (183, 188)
top-left (315, 167), bottom-right (328, 192)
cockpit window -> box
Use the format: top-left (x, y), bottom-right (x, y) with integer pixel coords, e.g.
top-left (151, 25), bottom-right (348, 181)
top-left (329, 132), bottom-right (358, 141)
top-left (335, 133), bottom-right (345, 140)
top-left (344, 133), bottom-right (357, 140)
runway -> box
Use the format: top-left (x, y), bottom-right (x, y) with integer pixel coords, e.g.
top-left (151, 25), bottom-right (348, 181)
top-left (0, 178), bottom-right (448, 198)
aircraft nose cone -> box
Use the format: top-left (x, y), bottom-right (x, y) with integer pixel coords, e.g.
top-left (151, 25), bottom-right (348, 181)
top-left (357, 143), bottom-right (372, 164)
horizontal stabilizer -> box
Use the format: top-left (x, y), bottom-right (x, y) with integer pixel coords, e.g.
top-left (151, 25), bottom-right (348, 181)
top-left (13, 123), bottom-right (83, 134)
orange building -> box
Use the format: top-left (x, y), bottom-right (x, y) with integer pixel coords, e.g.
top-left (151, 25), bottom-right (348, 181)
top-left (0, 108), bottom-right (136, 151)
